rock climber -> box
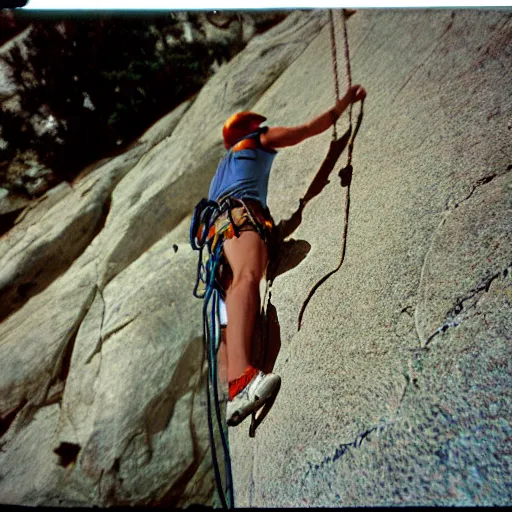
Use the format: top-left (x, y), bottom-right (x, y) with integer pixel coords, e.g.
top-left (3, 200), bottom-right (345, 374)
top-left (209, 84), bottom-right (367, 427)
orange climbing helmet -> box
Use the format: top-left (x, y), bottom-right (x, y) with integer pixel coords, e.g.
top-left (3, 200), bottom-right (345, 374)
top-left (222, 111), bottom-right (267, 149)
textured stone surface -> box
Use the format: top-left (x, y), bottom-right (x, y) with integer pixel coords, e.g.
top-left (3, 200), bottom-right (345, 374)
top-left (0, 12), bottom-right (324, 506)
top-left (0, 144), bottom-right (147, 320)
top-left (0, 8), bottom-right (510, 508)
top-left (415, 173), bottom-right (511, 346)
top-left (0, 405), bottom-right (66, 506)
top-left (138, 100), bottom-right (192, 148)
top-left (230, 9), bottom-right (512, 507)
top-left (0, 261), bottom-right (96, 421)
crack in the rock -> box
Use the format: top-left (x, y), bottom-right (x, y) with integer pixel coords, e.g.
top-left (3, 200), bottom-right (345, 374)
top-left (111, 429), bottom-right (146, 478)
top-left (400, 305), bottom-right (414, 317)
top-left (44, 288), bottom-right (95, 405)
top-left (423, 265), bottom-right (511, 348)
top-left (404, 352), bottom-right (424, 395)
top-left (389, 302), bottom-right (419, 346)
top-left (145, 337), bottom-right (204, 440)
top-left (450, 166), bottom-right (512, 211)
top-left (0, 187), bottom-right (113, 323)
top-left (1, 285), bottom-right (97, 443)
top-left (101, 315), bottom-right (139, 346)
top-left (89, 429), bottom-right (145, 505)
top-left (423, 319), bottom-right (461, 348)
top-left (91, 337), bottom-right (205, 505)
top-left (416, 168), bottom-right (510, 345)
top-left (96, 469), bottom-right (105, 502)
top-left (447, 269), bottom-right (505, 317)
top-left (79, 178), bottom-right (102, 198)
top-left (222, 81), bottom-right (227, 108)
top-left (258, 40), bottom-right (303, 58)
top-left (45, 381), bottom-right (65, 407)
top-left (454, 172), bottom-right (498, 208)
top-left (141, 417), bottom-right (154, 466)
top-left (85, 282), bottom-right (107, 365)
top-left (414, 212), bottom-right (449, 345)
top-left (397, 374), bottom-right (411, 410)
top-left (304, 420), bottom-right (392, 479)
top-left (0, 398), bottom-right (28, 445)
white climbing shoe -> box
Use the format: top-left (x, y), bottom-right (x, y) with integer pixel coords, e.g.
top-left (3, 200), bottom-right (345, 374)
top-left (226, 371), bottom-right (281, 427)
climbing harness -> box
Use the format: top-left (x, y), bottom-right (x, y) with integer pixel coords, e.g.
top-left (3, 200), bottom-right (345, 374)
top-left (190, 195), bottom-right (273, 508)
top-left (298, 9), bottom-right (365, 331)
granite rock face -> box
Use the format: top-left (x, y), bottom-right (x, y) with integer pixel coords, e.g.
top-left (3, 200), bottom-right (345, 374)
top-left (0, 8), bottom-right (510, 507)
top-left (229, 9), bottom-right (512, 507)
top-left (0, 11), bottom-right (325, 507)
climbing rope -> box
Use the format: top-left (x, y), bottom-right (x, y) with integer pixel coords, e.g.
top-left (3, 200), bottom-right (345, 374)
top-left (190, 199), bottom-right (235, 509)
top-left (342, 10), bottom-right (353, 128)
top-left (191, 195), bottom-right (273, 508)
top-left (329, 9), bottom-right (353, 136)
top-left (328, 10), bottom-right (340, 139)
top-left (298, 9), bottom-right (364, 331)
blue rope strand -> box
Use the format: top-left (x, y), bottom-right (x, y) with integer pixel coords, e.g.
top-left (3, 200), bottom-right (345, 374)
top-left (202, 298), bottom-right (227, 509)
top-left (202, 245), bottom-right (234, 508)
top-left (210, 287), bottom-right (234, 507)
top-left (191, 199), bottom-right (237, 508)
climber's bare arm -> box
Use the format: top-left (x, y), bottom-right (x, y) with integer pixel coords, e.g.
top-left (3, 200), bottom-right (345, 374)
top-left (260, 85), bottom-right (366, 150)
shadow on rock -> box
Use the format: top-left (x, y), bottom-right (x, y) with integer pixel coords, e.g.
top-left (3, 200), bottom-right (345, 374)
top-left (253, 126), bottom-right (355, 372)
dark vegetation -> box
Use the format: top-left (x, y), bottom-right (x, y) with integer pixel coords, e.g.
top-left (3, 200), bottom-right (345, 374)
top-left (0, 9), bottom-right (31, 46)
top-left (0, 10), bottom-right (283, 189)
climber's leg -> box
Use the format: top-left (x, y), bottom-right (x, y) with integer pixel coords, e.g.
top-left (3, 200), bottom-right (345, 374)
top-left (222, 227), bottom-right (281, 428)
top-left (222, 230), bottom-right (267, 382)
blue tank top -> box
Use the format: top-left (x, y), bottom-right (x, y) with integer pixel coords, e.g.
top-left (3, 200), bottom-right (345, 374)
top-left (208, 131), bottom-right (277, 208)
